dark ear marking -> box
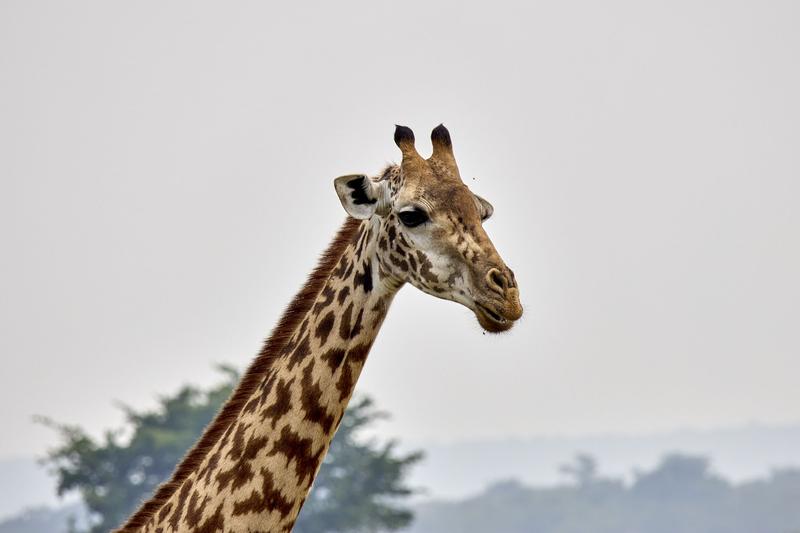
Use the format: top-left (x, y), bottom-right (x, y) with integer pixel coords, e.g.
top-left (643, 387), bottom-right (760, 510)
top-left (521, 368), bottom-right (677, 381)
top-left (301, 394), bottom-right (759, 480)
top-left (346, 177), bottom-right (377, 206)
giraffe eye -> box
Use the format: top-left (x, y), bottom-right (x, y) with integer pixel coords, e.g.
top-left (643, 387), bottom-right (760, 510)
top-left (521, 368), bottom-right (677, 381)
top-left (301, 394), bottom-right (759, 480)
top-left (398, 208), bottom-right (429, 228)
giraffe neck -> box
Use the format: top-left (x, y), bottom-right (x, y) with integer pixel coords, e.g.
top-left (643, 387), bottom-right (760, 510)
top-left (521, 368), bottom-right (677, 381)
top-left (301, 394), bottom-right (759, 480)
top-left (125, 218), bottom-right (401, 532)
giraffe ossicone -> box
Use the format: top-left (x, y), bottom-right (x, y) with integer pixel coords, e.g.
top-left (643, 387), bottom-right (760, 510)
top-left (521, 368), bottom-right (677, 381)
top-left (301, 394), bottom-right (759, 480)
top-left (118, 124), bottom-right (522, 532)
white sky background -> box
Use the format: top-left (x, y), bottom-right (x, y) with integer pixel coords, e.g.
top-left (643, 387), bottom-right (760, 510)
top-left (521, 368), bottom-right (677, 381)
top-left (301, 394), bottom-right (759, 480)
top-left (1, 1), bottom-right (798, 459)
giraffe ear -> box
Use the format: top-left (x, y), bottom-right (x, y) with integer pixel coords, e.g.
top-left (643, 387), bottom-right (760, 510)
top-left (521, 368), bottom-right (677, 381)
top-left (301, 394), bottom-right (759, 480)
top-left (334, 174), bottom-right (380, 219)
top-left (473, 193), bottom-right (494, 221)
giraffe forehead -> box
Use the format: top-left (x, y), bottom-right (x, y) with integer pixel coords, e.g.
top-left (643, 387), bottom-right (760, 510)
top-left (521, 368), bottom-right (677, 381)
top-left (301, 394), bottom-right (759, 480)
top-left (397, 182), bottom-right (481, 222)
top-left (399, 157), bottom-right (461, 189)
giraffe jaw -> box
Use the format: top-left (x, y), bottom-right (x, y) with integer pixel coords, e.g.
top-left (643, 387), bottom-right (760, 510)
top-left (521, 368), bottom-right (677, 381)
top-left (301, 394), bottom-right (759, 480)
top-left (474, 303), bottom-right (516, 333)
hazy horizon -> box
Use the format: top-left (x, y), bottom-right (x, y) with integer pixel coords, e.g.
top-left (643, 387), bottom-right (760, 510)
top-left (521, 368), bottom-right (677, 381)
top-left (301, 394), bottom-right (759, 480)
top-left (4, 421), bottom-right (800, 521)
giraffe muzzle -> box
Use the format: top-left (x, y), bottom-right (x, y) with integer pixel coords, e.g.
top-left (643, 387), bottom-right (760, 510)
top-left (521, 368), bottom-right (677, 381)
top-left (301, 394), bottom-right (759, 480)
top-left (474, 268), bottom-right (523, 333)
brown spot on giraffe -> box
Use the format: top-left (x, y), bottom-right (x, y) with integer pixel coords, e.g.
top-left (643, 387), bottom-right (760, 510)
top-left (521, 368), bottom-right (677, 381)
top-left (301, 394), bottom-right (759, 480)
top-left (314, 311), bottom-right (336, 345)
top-left (312, 286), bottom-right (335, 313)
top-left (349, 308), bottom-right (364, 339)
top-left (232, 469), bottom-right (293, 518)
top-left (335, 361), bottom-right (354, 401)
top-left (336, 285), bottom-right (350, 305)
top-left (390, 253), bottom-right (409, 272)
top-left (167, 481), bottom-right (192, 531)
top-left (261, 377), bottom-right (294, 429)
top-left (416, 251), bottom-right (438, 284)
top-left (320, 347), bottom-right (347, 373)
top-left (267, 426), bottom-right (325, 487)
top-left (196, 447), bottom-right (222, 486)
top-left (184, 491), bottom-right (209, 529)
top-left (157, 503), bottom-right (172, 523)
top-left (338, 302), bottom-right (353, 340)
top-left (193, 503), bottom-right (225, 533)
top-left (300, 364), bottom-right (336, 433)
top-left (347, 343), bottom-right (372, 366)
top-left (353, 260), bottom-right (373, 293)
top-left (216, 433), bottom-right (268, 492)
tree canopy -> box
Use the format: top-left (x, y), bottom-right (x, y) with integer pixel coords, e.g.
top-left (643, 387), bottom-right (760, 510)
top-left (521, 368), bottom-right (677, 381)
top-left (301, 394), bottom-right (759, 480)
top-left (41, 366), bottom-right (422, 533)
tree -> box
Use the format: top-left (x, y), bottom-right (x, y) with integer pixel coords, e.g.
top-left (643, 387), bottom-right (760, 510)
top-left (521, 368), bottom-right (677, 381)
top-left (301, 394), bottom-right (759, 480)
top-left (407, 454), bottom-right (800, 533)
top-left (295, 396), bottom-right (423, 533)
top-left (631, 454), bottom-right (730, 502)
top-left (559, 454), bottom-right (599, 487)
top-left (41, 367), bottom-right (422, 533)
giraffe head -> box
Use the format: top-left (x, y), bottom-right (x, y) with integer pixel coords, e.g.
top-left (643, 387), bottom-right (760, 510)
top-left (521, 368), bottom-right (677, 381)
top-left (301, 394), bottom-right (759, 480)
top-left (334, 124), bottom-right (523, 333)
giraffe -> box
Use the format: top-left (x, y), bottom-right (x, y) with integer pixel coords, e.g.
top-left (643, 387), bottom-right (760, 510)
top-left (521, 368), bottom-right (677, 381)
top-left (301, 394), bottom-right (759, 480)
top-left (117, 124), bottom-right (523, 532)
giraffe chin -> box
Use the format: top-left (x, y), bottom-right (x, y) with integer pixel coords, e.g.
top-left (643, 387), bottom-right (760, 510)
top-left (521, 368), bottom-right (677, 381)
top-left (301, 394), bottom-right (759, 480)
top-left (475, 305), bottom-right (516, 333)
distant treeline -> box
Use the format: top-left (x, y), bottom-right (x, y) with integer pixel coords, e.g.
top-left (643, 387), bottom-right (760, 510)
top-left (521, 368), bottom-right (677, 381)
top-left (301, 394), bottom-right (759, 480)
top-left (3, 453), bottom-right (800, 533)
top-left (406, 454), bottom-right (800, 533)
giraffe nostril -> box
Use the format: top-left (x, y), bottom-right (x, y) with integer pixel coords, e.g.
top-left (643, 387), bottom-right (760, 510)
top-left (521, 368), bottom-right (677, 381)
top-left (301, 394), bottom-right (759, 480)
top-left (506, 268), bottom-right (517, 289)
top-left (486, 268), bottom-right (509, 295)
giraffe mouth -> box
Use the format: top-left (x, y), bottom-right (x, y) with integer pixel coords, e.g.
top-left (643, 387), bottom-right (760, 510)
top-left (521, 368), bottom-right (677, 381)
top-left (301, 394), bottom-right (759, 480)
top-left (475, 303), bottom-right (515, 333)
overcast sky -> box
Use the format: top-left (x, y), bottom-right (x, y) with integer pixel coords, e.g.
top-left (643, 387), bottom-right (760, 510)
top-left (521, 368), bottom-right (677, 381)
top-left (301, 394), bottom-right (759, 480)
top-left (1, 1), bottom-right (798, 459)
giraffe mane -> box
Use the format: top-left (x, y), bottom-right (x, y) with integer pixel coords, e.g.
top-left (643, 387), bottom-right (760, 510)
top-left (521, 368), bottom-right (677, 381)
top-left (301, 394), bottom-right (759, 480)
top-left (118, 217), bottom-right (362, 531)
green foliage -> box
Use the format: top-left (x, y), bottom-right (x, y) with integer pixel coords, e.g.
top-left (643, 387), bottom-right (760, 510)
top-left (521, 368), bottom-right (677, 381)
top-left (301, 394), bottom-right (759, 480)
top-left (408, 454), bottom-right (800, 533)
top-left (41, 366), bottom-right (422, 533)
top-left (295, 397), bottom-right (423, 533)
top-left (40, 365), bottom-right (238, 532)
